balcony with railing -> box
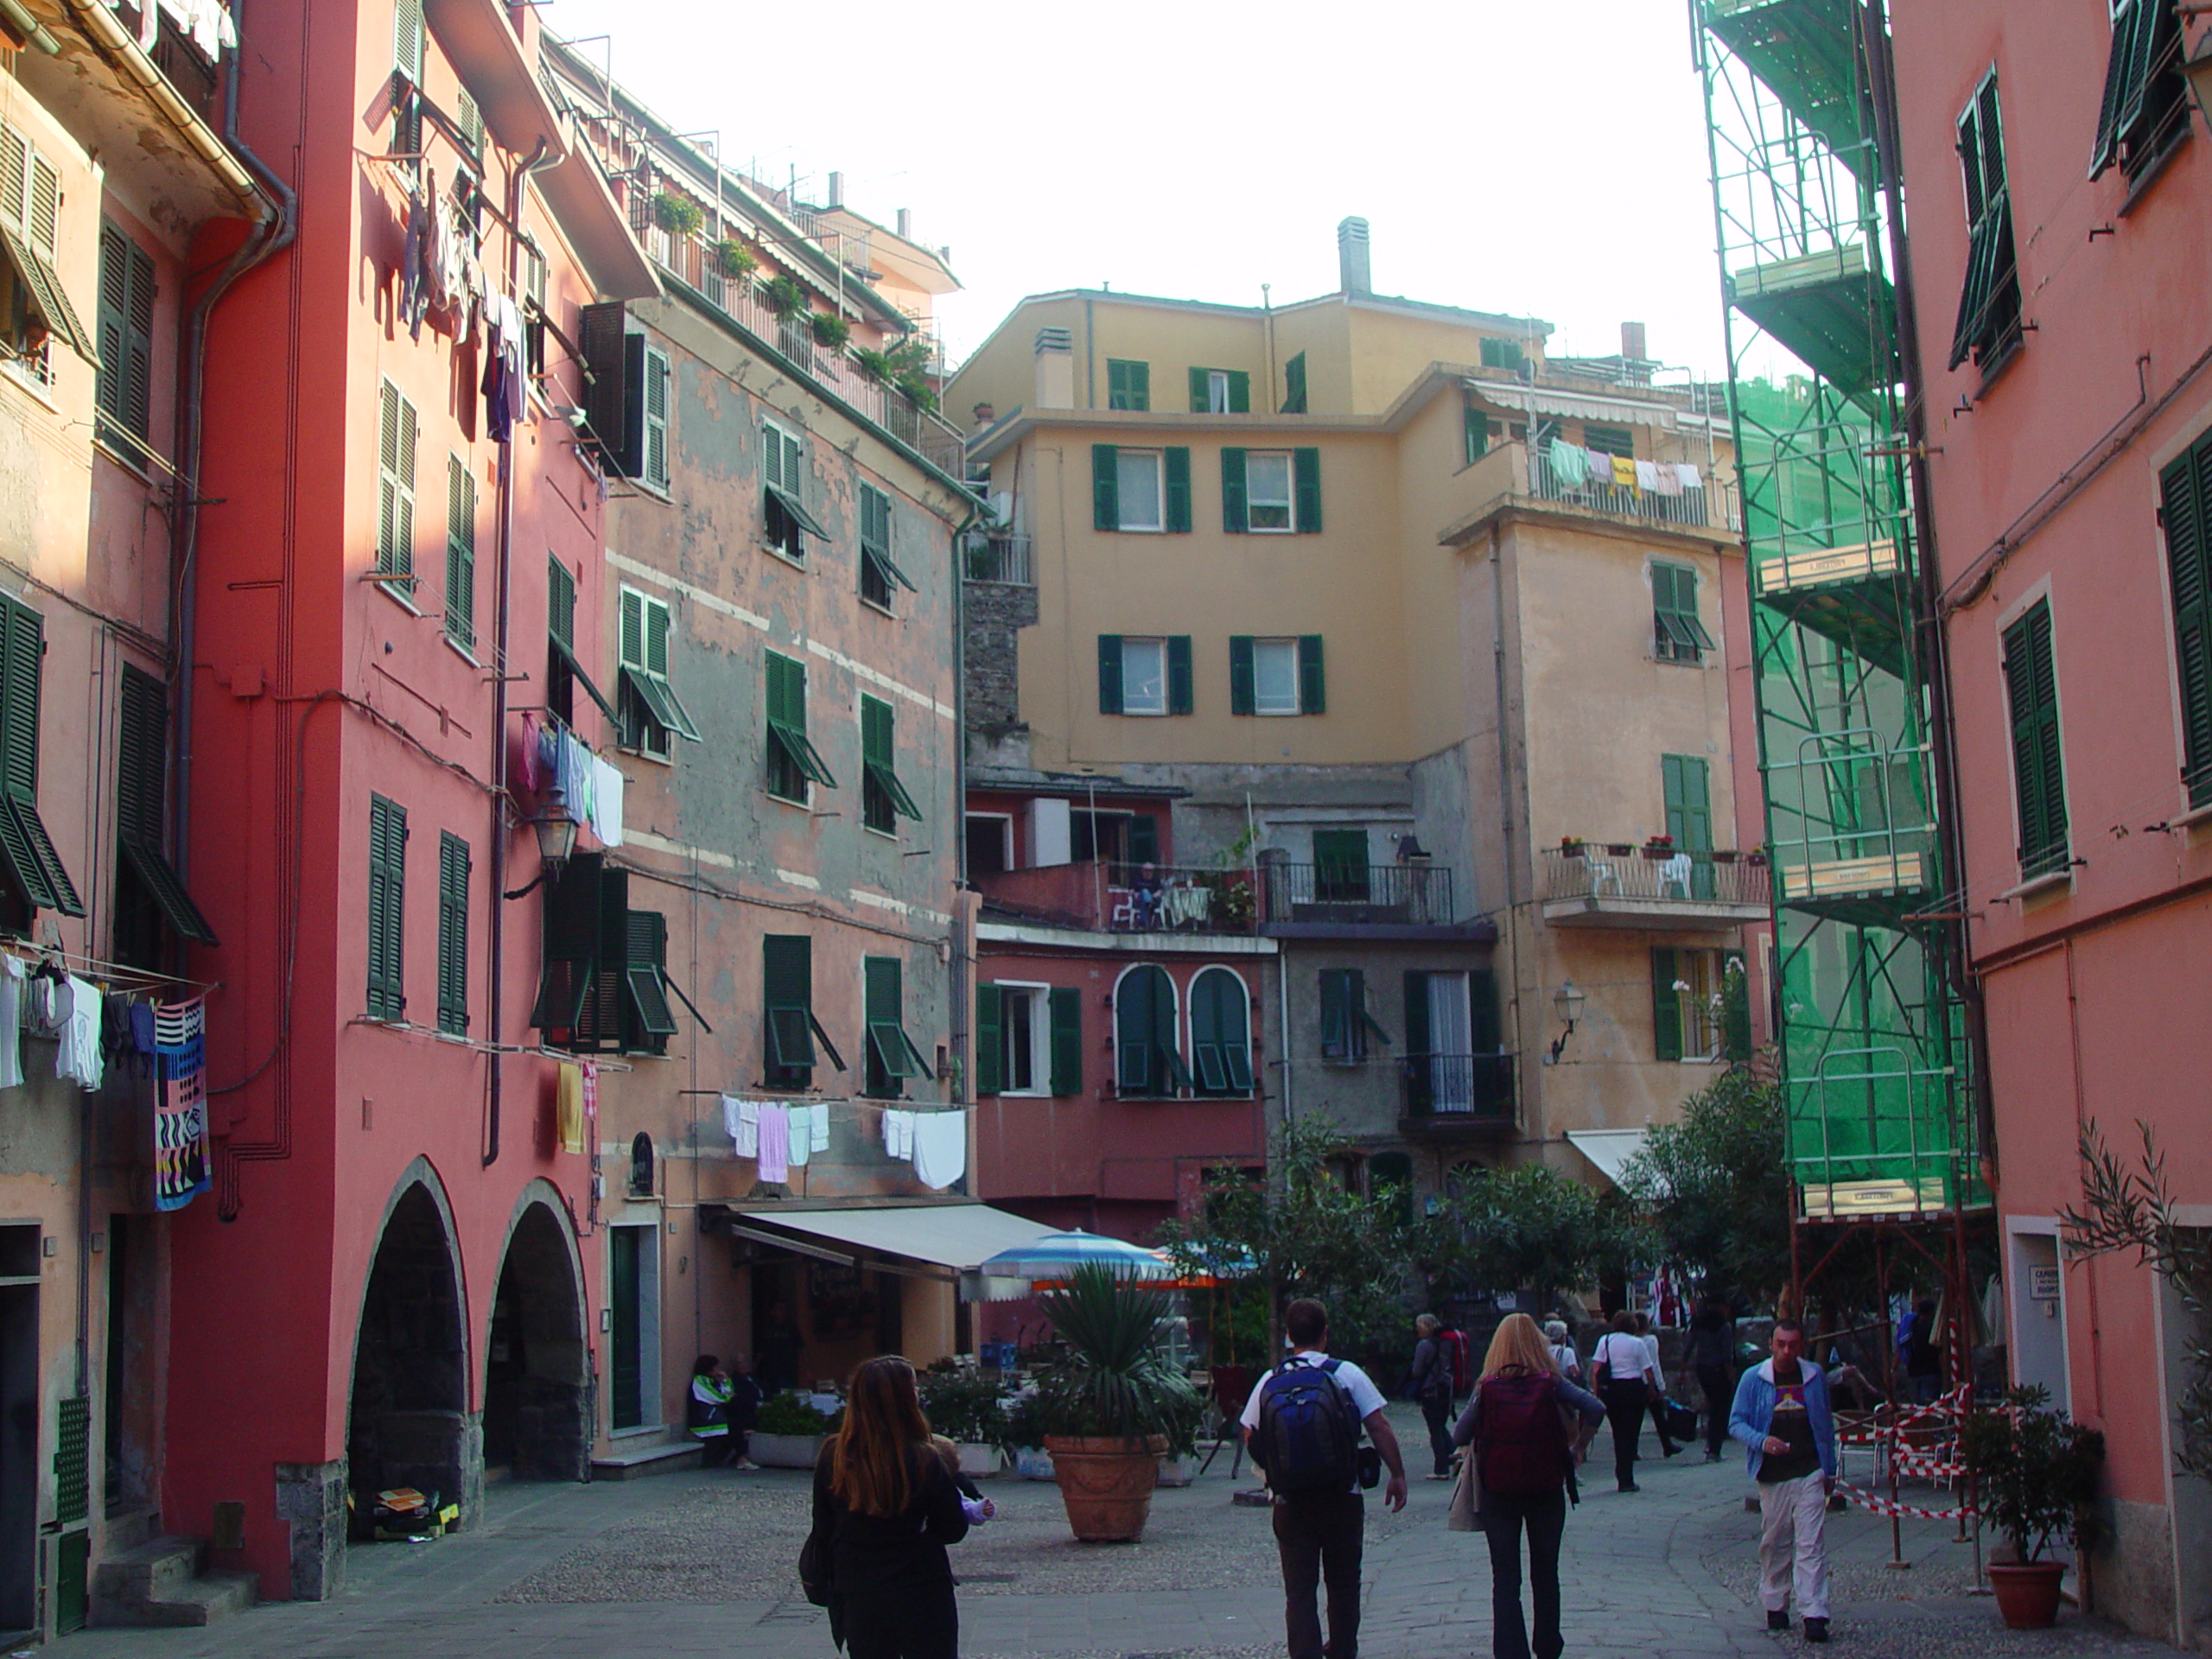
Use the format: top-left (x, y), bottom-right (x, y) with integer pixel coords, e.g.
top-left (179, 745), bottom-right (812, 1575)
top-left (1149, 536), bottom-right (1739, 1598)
top-left (975, 861), bottom-right (1257, 936)
top-left (651, 232), bottom-right (966, 475)
top-left (963, 531), bottom-right (1033, 586)
top-left (1258, 859), bottom-right (1483, 938)
top-left (1459, 442), bottom-right (1742, 538)
top-left (1539, 844), bottom-right (1770, 931)
top-left (1398, 1053), bottom-right (1516, 1135)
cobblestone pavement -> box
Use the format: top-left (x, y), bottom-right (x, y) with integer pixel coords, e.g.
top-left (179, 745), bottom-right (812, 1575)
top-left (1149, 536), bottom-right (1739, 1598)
top-left (62, 1405), bottom-right (2178, 1659)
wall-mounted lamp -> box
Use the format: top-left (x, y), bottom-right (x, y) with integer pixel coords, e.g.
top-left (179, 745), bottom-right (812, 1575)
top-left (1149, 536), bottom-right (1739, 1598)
top-left (1547, 980), bottom-right (1586, 1064)
top-left (502, 785), bottom-right (577, 899)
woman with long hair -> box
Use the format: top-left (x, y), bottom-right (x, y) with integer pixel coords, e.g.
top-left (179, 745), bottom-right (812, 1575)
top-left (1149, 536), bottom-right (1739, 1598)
top-left (1452, 1313), bottom-right (1605, 1659)
top-left (810, 1356), bottom-right (971, 1658)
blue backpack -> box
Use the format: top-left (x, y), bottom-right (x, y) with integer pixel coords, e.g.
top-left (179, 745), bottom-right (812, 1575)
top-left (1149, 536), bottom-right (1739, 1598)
top-left (1253, 1358), bottom-right (1363, 1496)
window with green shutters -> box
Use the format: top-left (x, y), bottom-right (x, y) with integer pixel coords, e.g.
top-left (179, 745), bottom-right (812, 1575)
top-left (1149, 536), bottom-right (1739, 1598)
top-left (366, 794), bottom-right (406, 1020)
top-left (1318, 967), bottom-right (1389, 1061)
top-left (1090, 446), bottom-right (1188, 533)
top-left (94, 221), bottom-right (156, 449)
top-left (1230, 636), bottom-right (1325, 715)
top-left (1478, 336), bottom-right (1528, 373)
top-left (527, 854), bottom-right (694, 1053)
top-left (1661, 754), bottom-right (1716, 899)
top-left (391, 0), bottom-right (425, 171)
top-left (1190, 366), bottom-right (1250, 414)
top-left (1583, 423), bottom-right (1634, 459)
top-left (436, 830), bottom-right (470, 1035)
top-left (762, 419), bottom-right (827, 561)
top-left (1313, 828), bottom-right (1369, 903)
top-left (2091, 0), bottom-right (2187, 185)
top-left (1114, 963), bottom-right (1188, 1096)
top-left (763, 933), bottom-right (843, 1088)
top-left (0, 594), bottom-right (79, 925)
top-left (862, 956), bottom-right (932, 1098)
top-left (976, 982), bottom-right (1075, 1096)
top-left (2160, 429), bottom-right (2212, 806)
top-left (1189, 967), bottom-right (1253, 1096)
top-left (112, 664), bottom-right (215, 969)
top-left (617, 586), bottom-right (700, 756)
top-left (1281, 351), bottom-right (1307, 414)
top-left (546, 556), bottom-right (618, 734)
top-left (766, 650), bottom-right (836, 802)
top-left (858, 482), bottom-right (916, 610)
top-left (642, 345), bottom-right (671, 491)
top-left (2004, 599), bottom-right (2070, 879)
top-left (1463, 397), bottom-right (1488, 467)
top-left (377, 379), bottom-right (418, 592)
top-left (445, 455), bottom-right (475, 651)
top-left (1650, 947), bottom-right (1682, 1061)
top-left (622, 907), bottom-right (678, 1054)
top-left (1220, 448), bottom-right (1321, 533)
top-left (1652, 947), bottom-right (1733, 1060)
top-left (1096, 635), bottom-right (1191, 716)
top-left (1106, 358), bottom-right (1149, 410)
top-left (3, 124), bottom-right (98, 386)
top-left (1949, 72), bottom-right (2023, 374)
top-left (1652, 563), bottom-right (1714, 663)
top-left (861, 694), bottom-right (922, 833)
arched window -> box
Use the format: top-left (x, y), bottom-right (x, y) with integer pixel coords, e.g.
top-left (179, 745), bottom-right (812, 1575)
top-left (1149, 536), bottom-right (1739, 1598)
top-left (1114, 965), bottom-right (1188, 1096)
top-left (629, 1133), bottom-right (654, 1197)
top-left (1188, 967), bottom-right (1253, 1097)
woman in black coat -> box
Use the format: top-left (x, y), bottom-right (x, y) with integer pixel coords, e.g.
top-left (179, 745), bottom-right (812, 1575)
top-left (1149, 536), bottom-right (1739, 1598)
top-left (810, 1356), bottom-right (971, 1659)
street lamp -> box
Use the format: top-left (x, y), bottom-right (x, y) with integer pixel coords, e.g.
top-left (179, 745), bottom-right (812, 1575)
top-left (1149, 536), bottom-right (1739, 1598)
top-left (503, 785), bottom-right (576, 899)
top-left (1548, 980), bottom-right (1586, 1064)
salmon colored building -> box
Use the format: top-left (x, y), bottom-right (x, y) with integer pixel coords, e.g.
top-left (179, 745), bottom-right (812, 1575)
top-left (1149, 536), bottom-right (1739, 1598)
top-left (1886, 0), bottom-right (2209, 1638)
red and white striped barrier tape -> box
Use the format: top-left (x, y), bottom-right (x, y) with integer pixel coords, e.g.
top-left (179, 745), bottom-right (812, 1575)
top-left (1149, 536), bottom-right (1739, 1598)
top-left (1832, 1478), bottom-right (1974, 1522)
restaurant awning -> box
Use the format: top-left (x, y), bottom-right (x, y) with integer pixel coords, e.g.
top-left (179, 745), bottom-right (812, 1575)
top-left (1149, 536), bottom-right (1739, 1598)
top-left (719, 1202), bottom-right (1052, 1283)
top-left (1566, 1128), bottom-right (1650, 1188)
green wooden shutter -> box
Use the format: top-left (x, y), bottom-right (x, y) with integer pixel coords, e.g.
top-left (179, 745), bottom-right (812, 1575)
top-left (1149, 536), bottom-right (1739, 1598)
top-left (863, 956), bottom-right (901, 1096)
top-left (1282, 352), bottom-right (1306, 414)
top-left (1402, 971), bottom-right (1433, 1055)
top-left (620, 587), bottom-right (644, 669)
top-left (762, 933), bottom-right (814, 1081)
top-left (1221, 448), bottom-right (1249, 532)
top-left (1097, 635), bottom-right (1124, 714)
top-left (975, 982), bottom-right (1003, 1096)
top-left (1464, 398), bottom-right (1488, 466)
top-left (1091, 444), bottom-right (1119, 531)
top-left (445, 455), bottom-right (475, 650)
top-left (1188, 366), bottom-right (1210, 413)
top-left (1469, 969), bottom-right (1501, 1053)
top-left (1166, 636), bottom-right (1193, 715)
top-left (1107, 359), bottom-right (1148, 410)
top-left (367, 796), bottom-right (406, 1019)
top-left (93, 224), bottom-right (153, 442)
top-left (643, 346), bottom-right (671, 490)
top-left (2004, 600), bottom-right (2069, 874)
top-left (548, 555), bottom-right (575, 652)
top-left (2163, 440), bottom-right (2212, 804)
top-left (1128, 359), bottom-right (1148, 410)
top-left (1163, 446), bottom-right (1192, 533)
top-left (1298, 635), bottom-right (1325, 714)
top-left (1319, 969), bottom-right (1349, 1058)
top-left (1116, 968), bottom-right (1154, 1091)
top-left (1293, 448), bottom-right (1322, 532)
top-left (1048, 986), bottom-right (1083, 1096)
top-left (1650, 947), bottom-right (1681, 1062)
top-left (1227, 371), bottom-right (1249, 413)
top-left (437, 830), bottom-right (469, 1034)
top-left (1722, 950), bottom-right (1751, 1062)
top-left (1229, 636), bottom-right (1255, 715)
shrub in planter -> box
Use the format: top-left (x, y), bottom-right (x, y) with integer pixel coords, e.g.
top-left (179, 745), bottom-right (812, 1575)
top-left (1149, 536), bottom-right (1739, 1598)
top-left (851, 347), bottom-right (894, 385)
top-left (756, 1391), bottom-right (842, 1435)
top-left (1957, 1386), bottom-right (2105, 1629)
top-left (918, 1362), bottom-right (1013, 1454)
top-left (809, 311), bottom-right (851, 351)
top-left (652, 193), bottom-right (703, 238)
top-left (713, 238), bottom-right (758, 279)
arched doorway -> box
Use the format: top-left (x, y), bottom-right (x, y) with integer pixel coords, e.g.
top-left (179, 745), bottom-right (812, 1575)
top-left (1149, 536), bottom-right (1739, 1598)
top-left (483, 1195), bottom-right (590, 1481)
top-left (346, 1178), bottom-right (471, 1528)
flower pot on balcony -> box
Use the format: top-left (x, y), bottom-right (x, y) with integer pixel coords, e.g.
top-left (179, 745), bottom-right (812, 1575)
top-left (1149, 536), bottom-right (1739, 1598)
top-left (1605, 844), bottom-right (1634, 858)
top-left (1560, 842), bottom-right (1586, 859)
top-left (1987, 1561), bottom-right (2067, 1630)
top-left (1641, 842), bottom-right (1675, 861)
top-left (1711, 849), bottom-right (1738, 864)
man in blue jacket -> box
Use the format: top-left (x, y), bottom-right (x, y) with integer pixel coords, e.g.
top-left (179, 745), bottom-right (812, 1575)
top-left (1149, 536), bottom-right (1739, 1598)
top-left (1728, 1319), bottom-right (1837, 1644)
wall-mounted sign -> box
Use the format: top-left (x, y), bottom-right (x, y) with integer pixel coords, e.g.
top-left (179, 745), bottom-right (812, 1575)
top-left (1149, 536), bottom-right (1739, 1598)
top-left (2029, 1265), bottom-right (2061, 1303)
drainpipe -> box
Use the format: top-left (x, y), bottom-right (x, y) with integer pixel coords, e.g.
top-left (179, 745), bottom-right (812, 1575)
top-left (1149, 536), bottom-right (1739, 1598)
top-left (485, 135), bottom-right (558, 1169)
top-left (950, 486), bottom-right (979, 1104)
top-left (1489, 525), bottom-right (1523, 1141)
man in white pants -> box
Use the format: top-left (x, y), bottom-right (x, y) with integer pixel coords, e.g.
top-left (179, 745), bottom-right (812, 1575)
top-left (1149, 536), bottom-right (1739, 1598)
top-left (1728, 1319), bottom-right (1837, 1643)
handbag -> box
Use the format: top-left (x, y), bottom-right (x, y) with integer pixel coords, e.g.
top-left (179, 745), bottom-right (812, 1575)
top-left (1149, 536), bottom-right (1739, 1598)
top-left (1447, 1445), bottom-right (1480, 1531)
top-left (798, 1528), bottom-right (832, 1608)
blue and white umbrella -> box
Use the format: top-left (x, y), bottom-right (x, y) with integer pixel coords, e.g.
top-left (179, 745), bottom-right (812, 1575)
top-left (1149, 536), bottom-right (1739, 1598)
top-left (974, 1230), bottom-right (1174, 1283)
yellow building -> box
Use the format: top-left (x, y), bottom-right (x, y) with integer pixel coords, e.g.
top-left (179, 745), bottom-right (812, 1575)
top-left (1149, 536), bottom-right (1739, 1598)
top-left (949, 220), bottom-right (1763, 1204)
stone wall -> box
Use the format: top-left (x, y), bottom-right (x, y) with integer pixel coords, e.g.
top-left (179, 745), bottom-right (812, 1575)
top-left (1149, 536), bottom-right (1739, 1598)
top-left (964, 581), bottom-right (1038, 734)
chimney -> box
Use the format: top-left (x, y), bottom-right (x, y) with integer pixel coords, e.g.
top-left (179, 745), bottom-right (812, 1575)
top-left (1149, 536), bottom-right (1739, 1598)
top-left (1033, 327), bottom-right (1074, 409)
top-left (826, 170), bottom-right (844, 208)
top-left (896, 207), bottom-right (912, 240)
top-left (1621, 321), bottom-right (1648, 363)
top-left (1337, 216), bottom-right (1371, 296)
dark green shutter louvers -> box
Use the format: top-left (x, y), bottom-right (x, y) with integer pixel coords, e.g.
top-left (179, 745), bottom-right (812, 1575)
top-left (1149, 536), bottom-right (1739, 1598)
top-left (1166, 636), bottom-right (1193, 715)
top-left (114, 663), bottom-right (215, 943)
top-left (0, 597), bottom-right (79, 917)
top-left (861, 695), bottom-right (922, 827)
top-left (619, 594), bottom-right (699, 743)
top-left (3, 227), bottom-right (97, 369)
top-left (366, 795), bottom-right (406, 1020)
top-left (1651, 947), bottom-right (1682, 1062)
top-left (1221, 448), bottom-right (1249, 533)
top-left (1228, 371), bottom-right (1249, 413)
top-left (1092, 444), bottom-right (1119, 531)
top-left (1107, 359), bottom-right (1148, 410)
top-left (548, 556), bottom-right (621, 728)
top-left (1163, 447), bottom-right (1192, 533)
top-left (624, 909), bottom-right (677, 1044)
top-left (2163, 436), bottom-right (2212, 805)
top-left (1294, 448), bottom-right (1322, 532)
top-left (864, 956), bottom-right (930, 1095)
top-left (1281, 352), bottom-right (1306, 414)
top-left (1048, 986), bottom-right (1083, 1096)
top-left (2005, 600), bottom-right (2069, 877)
top-left (766, 652), bottom-right (836, 789)
top-left (860, 485), bottom-right (917, 597)
top-left (975, 982), bottom-right (1003, 1096)
top-left (1229, 636), bottom-right (1255, 715)
top-left (1189, 366), bottom-right (1210, 414)
top-left (1096, 635), bottom-right (1124, 715)
top-left (436, 830), bottom-right (470, 1034)
top-left (1298, 635), bottom-right (1326, 714)
top-left (445, 454), bottom-right (475, 651)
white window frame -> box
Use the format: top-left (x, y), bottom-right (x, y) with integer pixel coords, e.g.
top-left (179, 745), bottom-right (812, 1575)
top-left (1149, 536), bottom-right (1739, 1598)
top-left (1251, 638), bottom-right (1300, 716)
top-left (619, 582), bottom-right (677, 761)
top-left (1207, 370), bottom-right (1231, 414)
top-left (1246, 450), bottom-right (1294, 532)
top-left (1120, 637), bottom-right (1168, 715)
top-left (1116, 448), bottom-right (1165, 533)
top-left (966, 811), bottom-right (1014, 872)
top-left (762, 416), bottom-right (808, 564)
top-left (995, 980), bottom-right (1051, 1096)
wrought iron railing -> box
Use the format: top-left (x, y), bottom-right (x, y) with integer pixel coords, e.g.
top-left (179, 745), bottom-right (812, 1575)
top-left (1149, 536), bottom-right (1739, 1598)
top-left (1400, 1053), bottom-right (1516, 1123)
top-left (1531, 453), bottom-right (1719, 528)
top-left (1260, 861), bottom-right (1457, 925)
top-left (972, 862), bottom-right (1257, 935)
top-left (963, 531), bottom-right (1033, 585)
top-left (1541, 847), bottom-right (1770, 907)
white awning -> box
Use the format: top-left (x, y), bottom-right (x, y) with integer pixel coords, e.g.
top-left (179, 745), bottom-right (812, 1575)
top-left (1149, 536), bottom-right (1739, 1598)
top-left (734, 1203), bottom-right (1052, 1274)
top-left (1567, 1128), bottom-right (1650, 1187)
top-left (1464, 378), bottom-right (1683, 433)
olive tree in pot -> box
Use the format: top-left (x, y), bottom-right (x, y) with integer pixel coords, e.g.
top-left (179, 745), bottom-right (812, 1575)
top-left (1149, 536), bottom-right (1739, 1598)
top-left (1956, 1386), bottom-right (2105, 1629)
top-left (1034, 1263), bottom-right (1198, 1541)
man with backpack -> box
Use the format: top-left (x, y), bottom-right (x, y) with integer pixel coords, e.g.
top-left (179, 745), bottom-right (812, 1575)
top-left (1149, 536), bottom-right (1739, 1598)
top-left (1241, 1299), bottom-right (1408, 1659)
top-left (1407, 1313), bottom-right (1457, 1479)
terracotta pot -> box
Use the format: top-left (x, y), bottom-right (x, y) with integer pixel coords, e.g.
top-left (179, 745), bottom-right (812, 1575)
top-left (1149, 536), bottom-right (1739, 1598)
top-left (1042, 1434), bottom-right (1167, 1541)
top-left (1560, 843), bottom-right (1586, 859)
top-left (1988, 1560), bottom-right (2066, 1630)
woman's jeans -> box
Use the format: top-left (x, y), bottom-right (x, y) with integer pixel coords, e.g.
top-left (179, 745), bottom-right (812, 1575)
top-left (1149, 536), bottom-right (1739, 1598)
top-left (1420, 1389), bottom-right (1455, 1476)
top-left (1483, 1486), bottom-right (1568, 1659)
top-left (1697, 1363), bottom-right (1735, 1457)
top-left (1603, 1381), bottom-right (1648, 1487)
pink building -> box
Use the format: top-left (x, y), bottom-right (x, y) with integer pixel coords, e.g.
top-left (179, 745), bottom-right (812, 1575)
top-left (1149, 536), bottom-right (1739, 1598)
top-left (1889, 0), bottom-right (2211, 1637)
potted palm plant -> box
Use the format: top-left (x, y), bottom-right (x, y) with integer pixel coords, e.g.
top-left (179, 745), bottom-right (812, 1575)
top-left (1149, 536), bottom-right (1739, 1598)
top-left (1957, 1386), bottom-right (2105, 1629)
top-left (1034, 1263), bottom-right (1198, 1541)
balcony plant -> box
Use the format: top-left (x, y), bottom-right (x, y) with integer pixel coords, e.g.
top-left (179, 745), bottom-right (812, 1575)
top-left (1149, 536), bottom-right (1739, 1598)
top-left (652, 192), bottom-right (703, 238)
top-left (1604, 843), bottom-right (1634, 857)
top-left (713, 238), bottom-right (758, 280)
top-left (1641, 834), bottom-right (1675, 860)
top-left (809, 311), bottom-right (851, 351)
top-left (1956, 1386), bottom-right (2104, 1629)
top-left (1560, 836), bottom-right (1586, 858)
top-left (851, 346), bottom-right (893, 385)
top-left (1711, 849), bottom-right (1738, 864)
top-left (763, 274), bottom-right (808, 318)
top-left (1032, 1263), bottom-right (1199, 1541)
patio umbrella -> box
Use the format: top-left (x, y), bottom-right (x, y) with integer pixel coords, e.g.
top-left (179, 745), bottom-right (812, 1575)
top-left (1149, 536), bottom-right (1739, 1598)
top-left (974, 1230), bottom-right (1174, 1282)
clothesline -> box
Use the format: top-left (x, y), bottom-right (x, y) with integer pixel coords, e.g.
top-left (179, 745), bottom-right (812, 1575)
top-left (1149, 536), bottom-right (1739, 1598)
top-left (721, 1093), bottom-right (968, 1191)
top-left (1545, 435), bottom-right (1703, 499)
top-left (0, 941), bottom-right (214, 998)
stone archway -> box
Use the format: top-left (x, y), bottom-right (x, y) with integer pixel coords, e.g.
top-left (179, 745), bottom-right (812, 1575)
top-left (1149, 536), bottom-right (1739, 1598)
top-left (346, 1174), bottom-right (474, 1528)
top-left (482, 1192), bottom-right (590, 1482)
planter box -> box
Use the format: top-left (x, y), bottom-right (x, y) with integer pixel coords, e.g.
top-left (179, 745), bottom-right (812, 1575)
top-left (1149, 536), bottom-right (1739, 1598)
top-left (1559, 844), bottom-right (1586, 859)
top-left (1641, 844), bottom-right (1675, 860)
top-left (748, 1432), bottom-right (825, 1470)
top-left (957, 1442), bottom-right (1003, 1480)
top-left (1012, 1446), bottom-right (1056, 1481)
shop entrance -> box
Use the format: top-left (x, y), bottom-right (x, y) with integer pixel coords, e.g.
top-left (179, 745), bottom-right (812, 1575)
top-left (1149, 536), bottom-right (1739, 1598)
top-left (0, 1225), bottom-right (38, 1635)
top-left (483, 1198), bottom-right (590, 1481)
top-left (346, 1182), bottom-right (470, 1526)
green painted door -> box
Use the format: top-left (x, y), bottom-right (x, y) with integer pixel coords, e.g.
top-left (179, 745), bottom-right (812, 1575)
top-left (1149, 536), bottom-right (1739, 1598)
top-left (1662, 755), bottom-right (1714, 899)
top-left (608, 1230), bottom-right (643, 1431)
top-left (1313, 829), bottom-right (1369, 902)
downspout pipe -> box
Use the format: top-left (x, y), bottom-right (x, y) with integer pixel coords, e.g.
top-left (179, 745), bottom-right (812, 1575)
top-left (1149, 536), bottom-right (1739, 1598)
top-left (485, 134), bottom-right (558, 1169)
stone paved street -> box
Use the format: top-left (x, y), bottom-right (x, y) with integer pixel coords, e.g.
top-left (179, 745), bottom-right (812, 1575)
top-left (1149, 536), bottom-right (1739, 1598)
top-left (60, 1406), bottom-right (2177, 1659)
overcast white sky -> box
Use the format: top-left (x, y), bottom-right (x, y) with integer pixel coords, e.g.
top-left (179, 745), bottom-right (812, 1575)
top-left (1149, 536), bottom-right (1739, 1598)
top-left (543, 0), bottom-right (1732, 379)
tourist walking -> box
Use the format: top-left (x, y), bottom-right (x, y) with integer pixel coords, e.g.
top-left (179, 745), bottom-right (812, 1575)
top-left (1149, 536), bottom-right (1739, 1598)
top-left (688, 1355), bottom-right (736, 1466)
top-left (1636, 1313), bottom-right (1683, 1458)
top-left (810, 1356), bottom-right (971, 1659)
top-left (1591, 1311), bottom-right (1659, 1491)
top-left (1408, 1313), bottom-right (1457, 1479)
top-left (1242, 1298), bottom-right (1408, 1659)
top-left (1688, 1297), bottom-right (1738, 1463)
top-left (1452, 1313), bottom-right (1605, 1659)
top-left (1728, 1319), bottom-right (1837, 1644)
top-left (1543, 1320), bottom-right (1584, 1386)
